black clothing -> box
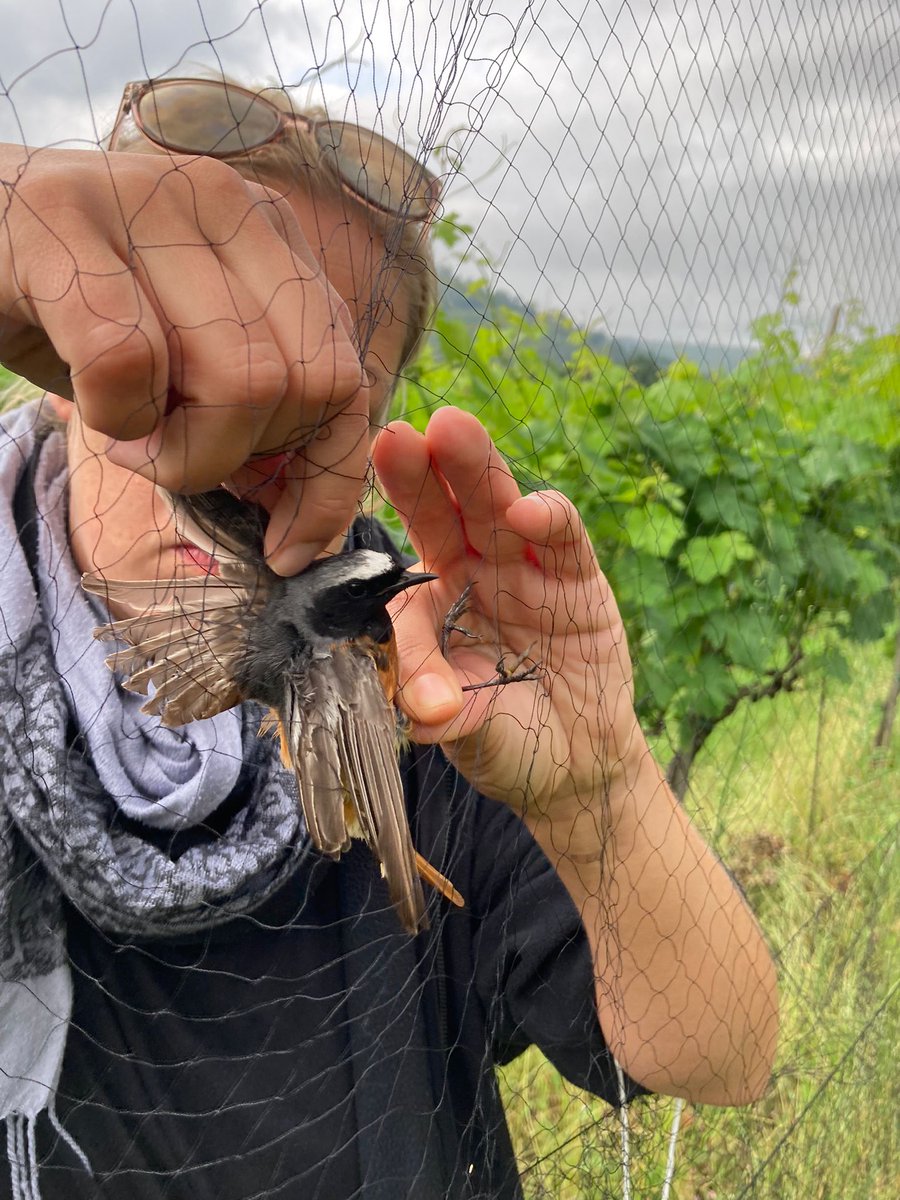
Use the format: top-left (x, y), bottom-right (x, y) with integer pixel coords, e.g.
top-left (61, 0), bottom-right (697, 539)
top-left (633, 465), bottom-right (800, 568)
top-left (21, 747), bottom-right (633, 1200)
top-left (3, 429), bottom-right (637, 1199)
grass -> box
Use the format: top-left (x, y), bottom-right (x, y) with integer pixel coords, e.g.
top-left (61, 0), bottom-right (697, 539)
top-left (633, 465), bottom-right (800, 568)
top-left (4, 363), bottom-right (895, 1195)
top-left (0, 368), bottom-right (41, 410)
top-left (499, 637), bottom-right (899, 1199)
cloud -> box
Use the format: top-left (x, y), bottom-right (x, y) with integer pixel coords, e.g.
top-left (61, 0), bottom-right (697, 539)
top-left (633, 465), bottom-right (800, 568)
top-left (0, 0), bottom-right (896, 346)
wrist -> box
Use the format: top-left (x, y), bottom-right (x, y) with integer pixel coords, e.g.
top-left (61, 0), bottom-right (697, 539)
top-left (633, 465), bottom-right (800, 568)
top-left (523, 721), bottom-right (672, 856)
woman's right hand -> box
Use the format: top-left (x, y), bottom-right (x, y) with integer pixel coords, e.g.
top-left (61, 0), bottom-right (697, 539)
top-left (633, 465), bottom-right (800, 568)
top-left (0, 144), bottom-right (372, 574)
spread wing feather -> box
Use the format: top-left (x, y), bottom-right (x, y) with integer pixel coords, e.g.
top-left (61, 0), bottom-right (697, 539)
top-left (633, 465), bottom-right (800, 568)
top-left (81, 489), bottom-right (272, 727)
top-left (82, 487), bottom-right (441, 931)
top-left (289, 644), bottom-right (426, 933)
top-left (82, 569), bottom-right (266, 725)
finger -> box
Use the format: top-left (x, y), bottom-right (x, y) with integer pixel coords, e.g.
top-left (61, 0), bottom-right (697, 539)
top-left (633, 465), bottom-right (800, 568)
top-left (197, 183), bottom-right (366, 449)
top-left (372, 419), bottom-right (472, 568)
top-left (388, 583), bottom-right (465, 729)
top-left (0, 320), bottom-right (74, 399)
top-left (252, 185), bottom-right (359, 348)
top-left (504, 489), bottom-right (597, 580)
top-left (22, 241), bottom-right (170, 442)
top-left (504, 489), bottom-right (625, 683)
top-left (263, 386), bottom-right (374, 574)
top-left (0, 158), bottom-right (172, 438)
top-left (423, 407), bottom-right (522, 557)
top-left (104, 398), bottom-right (277, 494)
top-left (104, 270), bottom-right (293, 488)
top-left (107, 183), bottom-right (368, 510)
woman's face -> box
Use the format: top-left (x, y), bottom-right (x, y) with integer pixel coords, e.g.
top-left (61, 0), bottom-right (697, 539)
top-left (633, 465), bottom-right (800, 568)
top-left (59, 186), bottom-right (410, 582)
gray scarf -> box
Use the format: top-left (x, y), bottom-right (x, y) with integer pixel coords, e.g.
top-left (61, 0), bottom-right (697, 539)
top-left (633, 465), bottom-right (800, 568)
top-left (0, 402), bottom-right (311, 1196)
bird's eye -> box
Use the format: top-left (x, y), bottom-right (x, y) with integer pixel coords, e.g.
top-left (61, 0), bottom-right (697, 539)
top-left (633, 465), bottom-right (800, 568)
top-left (345, 579), bottom-right (366, 598)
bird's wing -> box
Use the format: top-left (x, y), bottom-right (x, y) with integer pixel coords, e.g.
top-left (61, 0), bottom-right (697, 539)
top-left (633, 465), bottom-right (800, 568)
top-left (166, 487), bottom-right (269, 573)
top-left (82, 489), bottom-right (272, 727)
top-left (285, 644), bottom-right (427, 934)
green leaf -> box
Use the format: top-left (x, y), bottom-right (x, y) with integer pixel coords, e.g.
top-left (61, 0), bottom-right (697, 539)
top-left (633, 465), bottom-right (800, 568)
top-left (844, 590), bottom-right (896, 642)
top-left (679, 532), bottom-right (756, 584)
top-left (806, 645), bottom-right (852, 684)
top-left (801, 438), bottom-right (883, 489)
top-left (693, 656), bottom-right (739, 719)
top-left (704, 607), bottom-right (784, 671)
top-left (637, 416), bottom-right (718, 485)
top-left (759, 513), bottom-right (804, 593)
top-left (623, 504), bottom-right (683, 556)
top-left (430, 212), bottom-right (475, 250)
top-left (800, 527), bottom-right (888, 601)
top-left (693, 477), bottom-right (762, 536)
top-left (634, 642), bottom-right (682, 712)
top-left (642, 373), bottom-right (713, 420)
top-left (609, 552), bottom-right (672, 611)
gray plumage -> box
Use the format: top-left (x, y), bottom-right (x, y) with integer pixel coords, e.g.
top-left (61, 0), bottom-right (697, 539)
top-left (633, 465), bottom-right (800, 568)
top-left (82, 488), bottom-right (443, 933)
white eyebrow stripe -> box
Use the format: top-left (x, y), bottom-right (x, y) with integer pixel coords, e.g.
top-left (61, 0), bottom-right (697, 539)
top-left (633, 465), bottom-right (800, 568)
top-left (317, 550), bottom-right (396, 587)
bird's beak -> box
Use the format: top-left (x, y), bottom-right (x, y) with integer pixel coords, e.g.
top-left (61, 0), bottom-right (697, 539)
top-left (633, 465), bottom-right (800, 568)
top-left (382, 569), bottom-right (439, 599)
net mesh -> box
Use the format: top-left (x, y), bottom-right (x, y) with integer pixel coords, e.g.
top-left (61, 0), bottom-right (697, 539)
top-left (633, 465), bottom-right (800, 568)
top-left (0, 2), bottom-right (896, 1198)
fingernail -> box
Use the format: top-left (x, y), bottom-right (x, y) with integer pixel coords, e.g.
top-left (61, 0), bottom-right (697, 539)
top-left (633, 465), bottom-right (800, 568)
top-left (268, 542), bottom-right (319, 577)
top-left (408, 673), bottom-right (462, 723)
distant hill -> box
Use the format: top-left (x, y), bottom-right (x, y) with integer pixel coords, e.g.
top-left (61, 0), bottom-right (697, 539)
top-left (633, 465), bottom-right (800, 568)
top-left (598, 332), bottom-right (748, 376)
top-left (437, 280), bottom-right (747, 379)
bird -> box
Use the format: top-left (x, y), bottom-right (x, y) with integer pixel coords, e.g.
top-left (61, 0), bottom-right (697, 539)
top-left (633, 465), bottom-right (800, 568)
top-left (81, 487), bottom-right (464, 934)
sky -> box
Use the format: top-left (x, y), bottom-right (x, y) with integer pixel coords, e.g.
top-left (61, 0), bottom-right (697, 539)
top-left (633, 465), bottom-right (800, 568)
top-left (1, 0), bottom-right (897, 352)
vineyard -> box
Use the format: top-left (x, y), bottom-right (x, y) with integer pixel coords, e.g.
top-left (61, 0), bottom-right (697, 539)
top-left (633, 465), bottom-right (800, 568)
top-left (0, 0), bottom-right (897, 1194)
top-left (388, 270), bottom-right (899, 1197)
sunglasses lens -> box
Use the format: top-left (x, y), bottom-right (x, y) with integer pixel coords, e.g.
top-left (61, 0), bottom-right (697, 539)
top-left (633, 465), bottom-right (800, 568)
top-left (136, 80), bottom-right (282, 156)
top-left (315, 122), bottom-right (437, 220)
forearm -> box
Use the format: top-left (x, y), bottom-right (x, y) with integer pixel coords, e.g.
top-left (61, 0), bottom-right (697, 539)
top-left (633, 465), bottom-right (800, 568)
top-left (524, 733), bottom-right (779, 1106)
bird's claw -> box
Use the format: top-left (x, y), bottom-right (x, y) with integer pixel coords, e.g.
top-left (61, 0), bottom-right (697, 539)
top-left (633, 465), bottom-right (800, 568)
top-left (460, 644), bottom-right (543, 693)
top-left (443, 583), bottom-right (542, 692)
top-left (440, 581), bottom-right (478, 655)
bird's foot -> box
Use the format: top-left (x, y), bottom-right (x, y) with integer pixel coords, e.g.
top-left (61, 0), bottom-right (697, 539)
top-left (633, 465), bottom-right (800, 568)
top-left (440, 581), bottom-right (479, 656)
top-left (442, 582), bottom-right (543, 692)
top-left (460, 643), bottom-right (543, 693)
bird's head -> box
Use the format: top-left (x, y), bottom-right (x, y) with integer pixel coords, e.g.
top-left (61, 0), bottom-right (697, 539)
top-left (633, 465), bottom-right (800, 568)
top-left (285, 550), bottom-right (437, 643)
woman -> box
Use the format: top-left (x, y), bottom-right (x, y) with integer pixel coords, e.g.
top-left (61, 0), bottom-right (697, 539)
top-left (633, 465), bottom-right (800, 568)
top-left (0, 76), bottom-right (777, 1199)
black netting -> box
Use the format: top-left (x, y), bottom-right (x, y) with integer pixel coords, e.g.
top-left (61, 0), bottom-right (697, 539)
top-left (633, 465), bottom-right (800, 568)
top-left (0, 3), bottom-right (896, 1199)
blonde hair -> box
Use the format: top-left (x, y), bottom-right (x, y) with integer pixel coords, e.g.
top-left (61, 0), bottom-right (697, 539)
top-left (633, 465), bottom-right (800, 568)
top-left (111, 77), bottom-right (438, 422)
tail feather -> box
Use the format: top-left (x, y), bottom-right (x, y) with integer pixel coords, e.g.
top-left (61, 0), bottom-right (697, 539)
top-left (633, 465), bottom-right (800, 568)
top-left (415, 853), bottom-right (465, 908)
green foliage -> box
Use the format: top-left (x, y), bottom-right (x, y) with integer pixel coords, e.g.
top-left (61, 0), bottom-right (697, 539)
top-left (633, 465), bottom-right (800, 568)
top-left (398, 288), bottom-right (899, 777)
top-left (500, 639), bottom-right (898, 1198)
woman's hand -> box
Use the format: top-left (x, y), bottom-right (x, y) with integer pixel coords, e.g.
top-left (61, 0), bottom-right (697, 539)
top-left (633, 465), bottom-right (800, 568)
top-left (377, 407), bottom-right (779, 1106)
top-left (0, 143), bottom-right (371, 574)
top-left (374, 406), bottom-right (640, 823)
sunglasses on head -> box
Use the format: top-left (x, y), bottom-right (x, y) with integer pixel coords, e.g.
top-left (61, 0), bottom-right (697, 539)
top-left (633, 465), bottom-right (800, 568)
top-left (109, 77), bottom-right (442, 223)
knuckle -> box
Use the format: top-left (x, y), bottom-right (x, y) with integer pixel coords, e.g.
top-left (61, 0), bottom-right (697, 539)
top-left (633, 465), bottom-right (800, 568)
top-left (180, 333), bottom-right (288, 412)
top-left (180, 154), bottom-right (245, 193)
top-left (158, 157), bottom-right (259, 226)
top-left (247, 181), bottom-right (291, 207)
top-left (289, 349), bottom-right (365, 408)
top-left (230, 344), bottom-right (288, 408)
top-left (75, 321), bottom-right (156, 380)
top-left (247, 365), bottom-right (291, 414)
top-left (71, 324), bottom-right (162, 434)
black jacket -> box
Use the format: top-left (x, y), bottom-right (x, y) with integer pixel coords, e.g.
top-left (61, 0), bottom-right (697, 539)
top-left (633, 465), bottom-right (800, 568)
top-left (26, 747), bottom-right (631, 1200)
top-left (7, 436), bottom-right (636, 1200)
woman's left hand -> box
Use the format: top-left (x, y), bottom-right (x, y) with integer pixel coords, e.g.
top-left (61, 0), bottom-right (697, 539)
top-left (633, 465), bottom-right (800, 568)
top-left (376, 408), bottom-right (781, 1108)
top-left (373, 407), bottom-right (640, 823)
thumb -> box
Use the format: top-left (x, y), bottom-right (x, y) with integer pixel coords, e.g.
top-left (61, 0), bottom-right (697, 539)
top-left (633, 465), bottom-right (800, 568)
top-left (389, 587), bottom-right (464, 734)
